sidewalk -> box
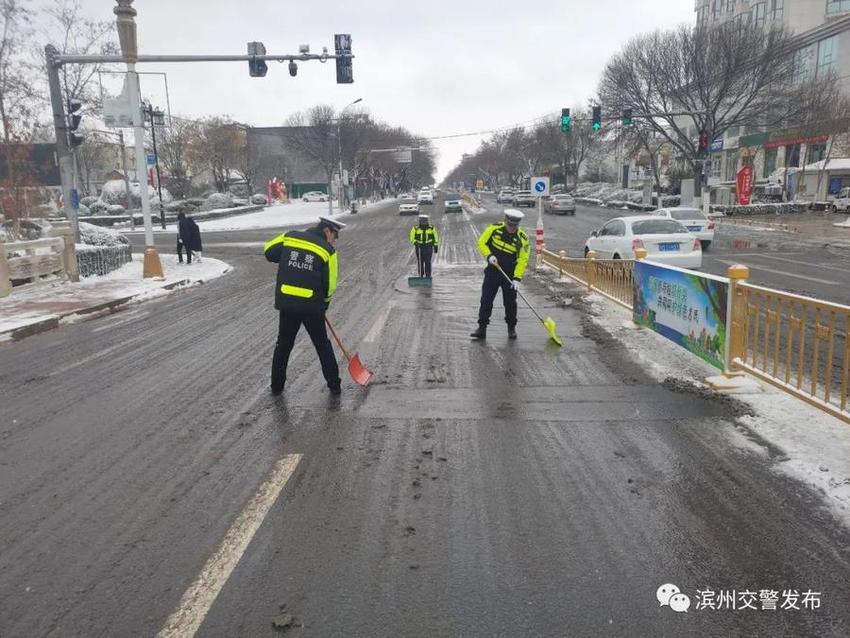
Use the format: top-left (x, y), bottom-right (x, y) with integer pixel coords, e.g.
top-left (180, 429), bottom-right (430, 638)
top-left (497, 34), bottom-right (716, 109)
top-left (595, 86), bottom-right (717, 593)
top-left (0, 254), bottom-right (231, 342)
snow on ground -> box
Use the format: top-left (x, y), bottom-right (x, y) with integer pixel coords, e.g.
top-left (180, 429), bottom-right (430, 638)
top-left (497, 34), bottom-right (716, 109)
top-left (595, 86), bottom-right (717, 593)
top-left (0, 254), bottom-right (231, 335)
top-left (540, 269), bottom-right (850, 528)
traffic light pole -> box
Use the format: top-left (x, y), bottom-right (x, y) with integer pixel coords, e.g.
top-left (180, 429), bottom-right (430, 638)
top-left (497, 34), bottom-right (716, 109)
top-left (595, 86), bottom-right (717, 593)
top-left (45, 45), bottom-right (80, 248)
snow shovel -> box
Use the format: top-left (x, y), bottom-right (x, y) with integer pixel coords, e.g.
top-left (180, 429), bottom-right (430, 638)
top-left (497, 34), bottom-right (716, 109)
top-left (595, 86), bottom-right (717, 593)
top-left (407, 246), bottom-right (432, 287)
top-left (325, 316), bottom-right (374, 386)
top-left (493, 263), bottom-right (563, 347)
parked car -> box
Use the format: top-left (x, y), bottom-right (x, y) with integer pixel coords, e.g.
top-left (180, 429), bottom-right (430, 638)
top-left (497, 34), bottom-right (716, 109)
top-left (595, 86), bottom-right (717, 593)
top-left (832, 186), bottom-right (850, 213)
top-left (444, 195), bottom-right (463, 212)
top-left (418, 190), bottom-right (434, 205)
top-left (399, 197), bottom-right (420, 216)
top-left (511, 190), bottom-right (536, 207)
top-left (302, 191), bottom-right (328, 202)
top-left (584, 215), bottom-right (702, 269)
top-left (497, 188), bottom-right (515, 203)
top-left (544, 194), bottom-right (576, 215)
top-left (654, 207), bottom-right (715, 248)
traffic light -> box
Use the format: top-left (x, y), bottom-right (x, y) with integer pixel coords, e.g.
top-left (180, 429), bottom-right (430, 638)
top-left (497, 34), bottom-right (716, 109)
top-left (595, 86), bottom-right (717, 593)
top-left (592, 106), bottom-right (602, 132)
top-left (67, 98), bottom-right (84, 147)
top-left (335, 33), bottom-right (354, 84)
top-left (247, 41), bottom-right (268, 77)
top-left (622, 108), bottom-right (633, 126)
top-left (698, 129), bottom-right (709, 155)
top-left (560, 108), bottom-right (572, 133)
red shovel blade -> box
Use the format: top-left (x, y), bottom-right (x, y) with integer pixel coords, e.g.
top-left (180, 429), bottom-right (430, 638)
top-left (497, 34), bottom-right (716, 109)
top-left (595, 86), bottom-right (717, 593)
top-left (347, 353), bottom-right (374, 387)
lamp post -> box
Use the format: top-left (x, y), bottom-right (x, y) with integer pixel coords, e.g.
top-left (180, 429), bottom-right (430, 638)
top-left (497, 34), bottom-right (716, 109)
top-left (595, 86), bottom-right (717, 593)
top-left (114, 0), bottom-right (162, 278)
top-left (337, 97), bottom-right (362, 213)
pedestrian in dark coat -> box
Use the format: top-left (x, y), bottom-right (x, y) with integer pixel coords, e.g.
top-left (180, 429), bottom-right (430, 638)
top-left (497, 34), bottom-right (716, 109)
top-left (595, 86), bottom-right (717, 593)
top-left (177, 212), bottom-right (203, 264)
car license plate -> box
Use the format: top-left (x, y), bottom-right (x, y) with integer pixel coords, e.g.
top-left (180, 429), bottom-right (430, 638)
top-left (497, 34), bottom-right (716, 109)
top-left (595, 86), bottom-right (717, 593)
top-left (659, 243), bottom-right (680, 251)
top-left (687, 225), bottom-right (702, 232)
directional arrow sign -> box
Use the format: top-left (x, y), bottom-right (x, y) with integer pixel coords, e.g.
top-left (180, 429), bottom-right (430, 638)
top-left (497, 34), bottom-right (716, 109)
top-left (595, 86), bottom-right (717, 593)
top-left (532, 176), bottom-right (549, 197)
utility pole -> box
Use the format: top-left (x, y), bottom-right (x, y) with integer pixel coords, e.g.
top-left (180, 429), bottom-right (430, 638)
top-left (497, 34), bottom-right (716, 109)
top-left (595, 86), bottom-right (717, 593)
top-left (45, 45), bottom-right (79, 245)
top-left (118, 130), bottom-right (134, 229)
top-left (114, 0), bottom-right (162, 278)
top-left (143, 102), bottom-right (167, 229)
top-left (337, 98), bottom-right (363, 213)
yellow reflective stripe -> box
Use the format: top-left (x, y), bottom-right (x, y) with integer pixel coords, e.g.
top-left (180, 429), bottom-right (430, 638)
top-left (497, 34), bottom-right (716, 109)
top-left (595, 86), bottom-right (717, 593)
top-left (264, 233), bottom-right (287, 253)
top-left (282, 237), bottom-right (330, 262)
top-left (432, 227), bottom-right (440, 245)
top-left (326, 252), bottom-right (338, 302)
top-left (409, 226), bottom-right (417, 243)
top-left (491, 237), bottom-right (518, 254)
top-left (478, 224), bottom-right (498, 258)
top-left (280, 284), bottom-right (314, 298)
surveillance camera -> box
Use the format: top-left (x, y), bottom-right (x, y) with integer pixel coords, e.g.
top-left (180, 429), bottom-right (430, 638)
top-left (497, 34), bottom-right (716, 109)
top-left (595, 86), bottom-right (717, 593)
top-left (299, 44), bottom-right (310, 54)
top-left (289, 61), bottom-right (298, 77)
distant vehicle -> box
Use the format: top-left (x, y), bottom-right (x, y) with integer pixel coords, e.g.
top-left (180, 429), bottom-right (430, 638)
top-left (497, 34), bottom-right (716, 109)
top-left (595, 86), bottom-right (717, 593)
top-left (584, 215), bottom-right (702, 268)
top-left (496, 188), bottom-right (515, 203)
top-left (399, 197), bottom-right (420, 216)
top-left (301, 191), bottom-right (327, 202)
top-left (511, 190), bottom-right (536, 207)
top-left (418, 190), bottom-right (434, 205)
top-left (551, 184), bottom-right (566, 196)
top-left (444, 195), bottom-right (462, 212)
top-left (654, 207), bottom-right (715, 248)
top-left (832, 186), bottom-right (850, 214)
top-left (544, 194), bottom-right (576, 215)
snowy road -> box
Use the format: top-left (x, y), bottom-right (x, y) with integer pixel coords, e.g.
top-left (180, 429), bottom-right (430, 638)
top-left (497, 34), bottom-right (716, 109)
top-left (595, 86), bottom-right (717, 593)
top-left (2, 197), bottom-right (850, 636)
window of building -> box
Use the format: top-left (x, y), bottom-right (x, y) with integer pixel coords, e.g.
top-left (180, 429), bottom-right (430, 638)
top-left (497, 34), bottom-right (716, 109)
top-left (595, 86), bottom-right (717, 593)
top-left (794, 44), bottom-right (815, 83)
top-left (725, 125), bottom-right (740, 139)
top-left (764, 147), bottom-right (778, 178)
top-left (827, 1), bottom-right (850, 15)
top-left (770, 0), bottom-right (784, 19)
top-left (808, 143), bottom-right (827, 164)
top-left (728, 0), bottom-right (736, 12)
top-left (785, 144), bottom-right (801, 168)
top-left (751, 2), bottom-right (767, 27)
top-left (710, 155), bottom-right (722, 180)
top-left (724, 150), bottom-right (738, 181)
top-left (816, 36), bottom-right (837, 76)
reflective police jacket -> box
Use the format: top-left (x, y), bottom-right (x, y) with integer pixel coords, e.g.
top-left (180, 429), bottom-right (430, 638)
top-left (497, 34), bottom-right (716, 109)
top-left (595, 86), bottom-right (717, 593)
top-left (264, 228), bottom-right (338, 312)
top-left (477, 222), bottom-right (531, 279)
top-left (409, 224), bottom-right (440, 247)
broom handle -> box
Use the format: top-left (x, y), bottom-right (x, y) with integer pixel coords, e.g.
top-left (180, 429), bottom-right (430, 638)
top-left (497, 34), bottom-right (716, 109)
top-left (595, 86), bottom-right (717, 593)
top-left (325, 315), bottom-right (353, 362)
top-left (493, 263), bottom-right (547, 325)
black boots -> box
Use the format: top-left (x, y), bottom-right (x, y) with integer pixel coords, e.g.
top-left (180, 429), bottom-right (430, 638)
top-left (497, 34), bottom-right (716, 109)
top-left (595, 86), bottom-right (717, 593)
top-left (470, 326), bottom-right (487, 340)
top-left (508, 327), bottom-right (517, 339)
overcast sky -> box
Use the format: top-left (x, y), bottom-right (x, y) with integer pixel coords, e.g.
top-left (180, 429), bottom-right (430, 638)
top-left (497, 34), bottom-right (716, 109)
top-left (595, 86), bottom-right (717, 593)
top-left (58, 1), bottom-right (694, 181)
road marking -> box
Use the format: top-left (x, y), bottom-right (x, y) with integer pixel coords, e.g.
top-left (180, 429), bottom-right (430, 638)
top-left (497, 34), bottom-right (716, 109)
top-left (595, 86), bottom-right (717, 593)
top-left (736, 252), bottom-right (850, 274)
top-left (715, 259), bottom-right (841, 286)
top-left (364, 301), bottom-right (394, 343)
top-left (157, 454), bottom-right (303, 638)
top-left (91, 310), bottom-right (149, 333)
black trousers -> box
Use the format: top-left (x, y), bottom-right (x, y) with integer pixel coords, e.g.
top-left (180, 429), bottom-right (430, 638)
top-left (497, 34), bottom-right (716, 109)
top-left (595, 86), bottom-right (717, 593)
top-left (271, 311), bottom-right (341, 389)
top-left (177, 240), bottom-right (190, 263)
top-left (477, 265), bottom-right (517, 328)
top-left (415, 245), bottom-right (434, 277)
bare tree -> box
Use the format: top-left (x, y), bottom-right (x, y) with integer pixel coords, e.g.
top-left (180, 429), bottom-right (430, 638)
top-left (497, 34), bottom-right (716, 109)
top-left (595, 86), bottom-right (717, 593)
top-left (286, 104), bottom-right (338, 197)
top-left (186, 117), bottom-right (246, 193)
top-left (158, 116), bottom-right (197, 199)
top-left (598, 21), bottom-right (838, 192)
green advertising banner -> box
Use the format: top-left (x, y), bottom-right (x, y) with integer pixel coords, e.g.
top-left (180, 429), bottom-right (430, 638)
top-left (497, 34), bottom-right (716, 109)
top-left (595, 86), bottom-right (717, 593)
top-left (632, 261), bottom-right (729, 370)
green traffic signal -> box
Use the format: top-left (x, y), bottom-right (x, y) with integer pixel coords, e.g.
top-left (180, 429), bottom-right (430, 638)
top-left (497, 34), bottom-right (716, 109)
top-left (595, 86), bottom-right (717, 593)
top-left (592, 106), bottom-right (602, 132)
top-left (560, 108), bottom-right (571, 133)
top-left (622, 108), bottom-right (633, 126)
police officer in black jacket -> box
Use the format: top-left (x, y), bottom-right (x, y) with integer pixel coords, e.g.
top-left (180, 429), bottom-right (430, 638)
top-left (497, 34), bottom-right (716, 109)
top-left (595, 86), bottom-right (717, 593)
top-left (264, 216), bottom-right (345, 395)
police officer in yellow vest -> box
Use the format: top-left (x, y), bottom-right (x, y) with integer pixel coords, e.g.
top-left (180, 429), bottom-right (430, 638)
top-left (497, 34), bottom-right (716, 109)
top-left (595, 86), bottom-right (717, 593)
top-left (264, 216), bottom-right (345, 395)
top-left (470, 209), bottom-right (530, 340)
top-left (409, 213), bottom-right (440, 277)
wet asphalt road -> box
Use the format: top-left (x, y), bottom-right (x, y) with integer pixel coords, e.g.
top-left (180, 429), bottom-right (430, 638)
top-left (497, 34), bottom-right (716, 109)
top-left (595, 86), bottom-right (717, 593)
top-left (2, 197), bottom-right (850, 636)
top-left (500, 194), bottom-right (850, 307)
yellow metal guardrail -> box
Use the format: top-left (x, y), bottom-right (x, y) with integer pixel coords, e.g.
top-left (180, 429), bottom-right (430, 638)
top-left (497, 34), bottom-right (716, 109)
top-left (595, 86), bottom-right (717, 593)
top-left (729, 268), bottom-right (850, 424)
top-left (541, 249), bottom-right (850, 424)
top-left (541, 248), bottom-right (635, 310)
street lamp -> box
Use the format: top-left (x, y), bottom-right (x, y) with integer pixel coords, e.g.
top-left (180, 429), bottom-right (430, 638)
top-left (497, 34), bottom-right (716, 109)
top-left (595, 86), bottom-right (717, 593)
top-left (114, 0), bottom-right (162, 278)
top-left (336, 97), bottom-right (363, 214)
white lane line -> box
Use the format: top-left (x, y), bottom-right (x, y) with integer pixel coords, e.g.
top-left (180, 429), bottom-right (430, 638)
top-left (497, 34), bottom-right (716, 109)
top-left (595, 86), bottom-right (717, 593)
top-left (91, 311), bottom-right (149, 333)
top-left (739, 252), bottom-right (850, 273)
top-left (157, 453), bottom-right (303, 638)
top-left (364, 301), bottom-right (394, 343)
top-left (715, 259), bottom-right (841, 286)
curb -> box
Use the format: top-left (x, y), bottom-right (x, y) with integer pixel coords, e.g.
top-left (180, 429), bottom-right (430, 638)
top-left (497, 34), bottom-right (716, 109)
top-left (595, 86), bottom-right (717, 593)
top-left (1, 278), bottom-right (192, 343)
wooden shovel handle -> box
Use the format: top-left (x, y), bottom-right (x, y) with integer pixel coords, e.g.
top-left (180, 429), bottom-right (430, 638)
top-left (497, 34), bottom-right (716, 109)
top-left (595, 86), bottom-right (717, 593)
top-left (325, 315), bottom-right (352, 362)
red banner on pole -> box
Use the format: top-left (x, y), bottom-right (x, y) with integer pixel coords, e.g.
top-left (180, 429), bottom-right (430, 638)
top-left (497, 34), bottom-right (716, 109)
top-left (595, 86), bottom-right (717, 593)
top-left (736, 165), bottom-right (754, 205)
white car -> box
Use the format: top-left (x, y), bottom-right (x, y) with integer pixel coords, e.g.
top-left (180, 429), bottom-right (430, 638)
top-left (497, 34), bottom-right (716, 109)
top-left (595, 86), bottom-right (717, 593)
top-left (302, 191), bottom-right (327, 202)
top-left (654, 207), bottom-right (715, 248)
top-left (544, 194), bottom-right (576, 215)
top-left (832, 186), bottom-right (850, 213)
top-left (584, 215), bottom-right (702, 269)
top-left (418, 190), bottom-right (434, 205)
top-left (399, 197), bottom-right (420, 216)
top-left (497, 188), bottom-right (515, 203)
